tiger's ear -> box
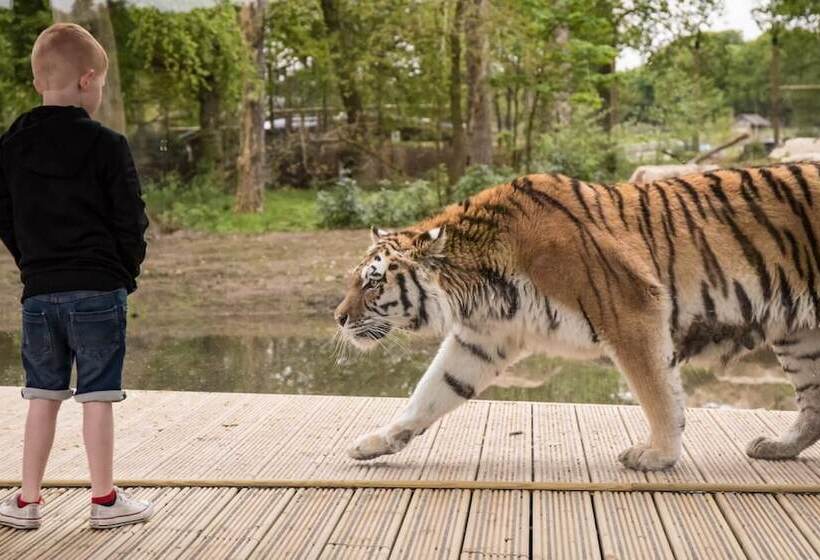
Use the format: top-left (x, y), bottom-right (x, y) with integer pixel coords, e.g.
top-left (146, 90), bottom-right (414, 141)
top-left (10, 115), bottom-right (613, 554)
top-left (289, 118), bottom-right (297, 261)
top-left (370, 226), bottom-right (390, 245)
top-left (412, 226), bottom-right (447, 256)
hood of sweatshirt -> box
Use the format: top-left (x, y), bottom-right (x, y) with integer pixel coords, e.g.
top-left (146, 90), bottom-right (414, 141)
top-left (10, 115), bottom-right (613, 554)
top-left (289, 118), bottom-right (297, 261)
top-left (0, 106), bottom-right (102, 178)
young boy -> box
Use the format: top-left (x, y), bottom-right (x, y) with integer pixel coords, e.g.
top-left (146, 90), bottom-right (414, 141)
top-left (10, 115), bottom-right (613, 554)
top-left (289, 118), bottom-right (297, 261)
top-left (0, 23), bottom-right (151, 529)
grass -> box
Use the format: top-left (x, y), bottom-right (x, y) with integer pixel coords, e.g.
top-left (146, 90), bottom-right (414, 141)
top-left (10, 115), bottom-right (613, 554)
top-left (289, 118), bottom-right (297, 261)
top-left (144, 173), bottom-right (319, 233)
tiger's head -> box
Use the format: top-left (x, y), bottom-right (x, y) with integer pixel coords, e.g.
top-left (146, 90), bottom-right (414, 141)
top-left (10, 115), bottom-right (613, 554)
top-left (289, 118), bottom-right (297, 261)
top-left (334, 225), bottom-right (448, 350)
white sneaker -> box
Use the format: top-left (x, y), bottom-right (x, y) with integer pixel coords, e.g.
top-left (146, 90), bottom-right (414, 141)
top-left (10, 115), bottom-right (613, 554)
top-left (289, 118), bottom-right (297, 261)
top-left (0, 495), bottom-right (42, 529)
top-left (89, 487), bottom-right (153, 529)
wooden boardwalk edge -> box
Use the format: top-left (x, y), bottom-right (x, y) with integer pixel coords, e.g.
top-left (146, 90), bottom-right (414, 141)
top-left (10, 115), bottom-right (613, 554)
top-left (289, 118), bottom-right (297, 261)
top-left (1, 478), bottom-right (819, 494)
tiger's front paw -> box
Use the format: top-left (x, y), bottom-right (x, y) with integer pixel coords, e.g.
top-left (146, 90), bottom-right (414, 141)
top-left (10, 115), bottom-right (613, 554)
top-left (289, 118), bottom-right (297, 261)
top-left (347, 428), bottom-right (414, 461)
top-left (746, 436), bottom-right (798, 460)
top-left (618, 443), bottom-right (678, 471)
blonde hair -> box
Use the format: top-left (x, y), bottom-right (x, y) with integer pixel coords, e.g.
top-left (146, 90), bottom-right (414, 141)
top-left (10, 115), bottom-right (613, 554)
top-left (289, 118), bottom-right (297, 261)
top-left (31, 23), bottom-right (109, 90)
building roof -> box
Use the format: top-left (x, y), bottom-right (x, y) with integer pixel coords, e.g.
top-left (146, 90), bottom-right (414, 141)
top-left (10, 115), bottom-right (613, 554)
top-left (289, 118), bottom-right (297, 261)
top-left (735, 113), bottom-right (772, 127)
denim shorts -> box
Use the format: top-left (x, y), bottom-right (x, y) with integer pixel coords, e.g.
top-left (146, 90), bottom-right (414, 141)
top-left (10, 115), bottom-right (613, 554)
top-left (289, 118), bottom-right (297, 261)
top-left (20, 289), bottom-right (128, 403)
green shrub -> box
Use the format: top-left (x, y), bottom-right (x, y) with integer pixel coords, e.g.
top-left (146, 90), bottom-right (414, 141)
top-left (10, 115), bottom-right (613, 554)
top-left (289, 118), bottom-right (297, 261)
top-left (360, 180), bottom-right (439, 227)
top-left (534, 111), bottom-right (619, 182)
top-left (453, 165), bottom-right (514, 201)
top-left (315, 178), bottom-right (365, 228)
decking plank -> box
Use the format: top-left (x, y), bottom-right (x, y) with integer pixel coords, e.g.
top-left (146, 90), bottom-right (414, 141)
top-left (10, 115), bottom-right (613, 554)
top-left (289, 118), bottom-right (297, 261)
top-left (716, 493), bottom-right (818, 559)
top-left (711, 409), bottom-right (820, 485)
top-left (388, 489), bottom-right (471, 560)
top-left (249, 488), bottom-right (353, 560)
top-left (178, 488), bottom-right (294, 559)
top-left (682, 408), bottom-right (762, 484)
top-left (575, 404), bottom-right (645, 483)
top-left (654, 493), bottom-right (745, 559)
top-left (532, 403), bottom-right (589, 483)
top-left (532, 491), bottom-right (600, 560)
top-left (319, 489), bottom-right (412, 560)
top-left (593, 492), bottom-right (675, 559)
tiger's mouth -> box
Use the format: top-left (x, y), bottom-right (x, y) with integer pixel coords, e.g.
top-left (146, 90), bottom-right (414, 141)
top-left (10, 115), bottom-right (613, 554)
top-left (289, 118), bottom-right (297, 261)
top-left (346, 322), bottom-right (393, 350)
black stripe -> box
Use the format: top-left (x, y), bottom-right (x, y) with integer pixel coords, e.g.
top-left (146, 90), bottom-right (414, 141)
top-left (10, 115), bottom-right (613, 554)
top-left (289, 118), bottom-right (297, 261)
top-left (655, 184), bottom-right (676, 237)
top-left (788, 164), bottom-right (813, 206)
top-left (454, 334), bottom-right (493, 363)
top-left (638, 219), bottom-right (662, 276)
top-left (673, 177), bottom-right (707, 219)
top-left (607, 185), bottom-right (629, 229)
top-left (705, 173), bottom-right (735, 215)
top-left (740, 182), bottom-right (786, 255)
top-left (637, 185), bottom-right (657, 249)
top-left (578, 299), bottom-right (599, 343)
top-left (734, 281), bottom-right (754, 323)
top-left (778, 266), bottom-right (796, 330)
top-left (784, 229), bottom-right (805, 279)
top-left (705, 195), bottom-right (726, 223)
top-left (759, 168), bottom-right (784, 202)
top-left (443, 372), bottom-right (475, 399)
top-left (797, 351), bottom-right (820, 361)
top-left (408, 267), bottom-right (428, 326)
top-left (675, 192), bottom-right (698, 241)
top-left (591, 184), bottom-right (614, 235)
top-left (797, 383), bottom-right (820, 393)
top-left (805, 247), bottom-right (820, 325)
top-left (571, 178), bottom-right (595, 223)
top-left (395, 273), bottom-right (412, 313)
top-left (701, 281), bottom-right (716, 320)
top-left (736, 168), bottom-right (760, 199)
top-left (723, 211), bottom-right (772, 300)
top-left (663, 219), bottom-right (679, 332)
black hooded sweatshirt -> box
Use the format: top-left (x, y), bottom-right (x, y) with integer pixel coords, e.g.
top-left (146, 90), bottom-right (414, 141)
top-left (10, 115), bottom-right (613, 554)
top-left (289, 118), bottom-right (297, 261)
top-left (0, 106), bottom-right (149, 301)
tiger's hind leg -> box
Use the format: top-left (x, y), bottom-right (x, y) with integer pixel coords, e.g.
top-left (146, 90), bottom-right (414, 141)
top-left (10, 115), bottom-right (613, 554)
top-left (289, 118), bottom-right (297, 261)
top-left (747, 328), bottom-right (820, 460)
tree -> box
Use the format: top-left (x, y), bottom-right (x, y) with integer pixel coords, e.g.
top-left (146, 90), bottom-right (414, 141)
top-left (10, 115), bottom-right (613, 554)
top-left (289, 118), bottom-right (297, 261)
top-left (447, 0), bottom-right (466, 184)
top-left (54, 0), bottom-right (126, 133)
top-left (464, 0), bottom-right (493, 166)
top-left (125, 3), bottom-right (246, 171)
top-left (236, 0), bottom-right (267, 213)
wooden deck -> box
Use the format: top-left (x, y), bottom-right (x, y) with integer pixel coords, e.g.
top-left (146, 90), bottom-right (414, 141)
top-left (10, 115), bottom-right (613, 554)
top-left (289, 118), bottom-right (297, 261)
top-left (0, 386), bottom-right (818, 559)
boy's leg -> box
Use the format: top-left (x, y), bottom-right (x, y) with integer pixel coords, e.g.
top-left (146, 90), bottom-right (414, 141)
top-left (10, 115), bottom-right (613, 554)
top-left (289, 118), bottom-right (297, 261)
top-left (82, 402), bottom-right (114, 498)
top-left (20, 296), bottom-right (73, 504)
top-left (21, 399), bottom-right (62, 503)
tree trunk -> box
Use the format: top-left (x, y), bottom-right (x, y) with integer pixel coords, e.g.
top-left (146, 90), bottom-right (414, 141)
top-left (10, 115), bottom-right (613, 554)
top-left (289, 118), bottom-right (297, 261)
top-left (235, 0), bottom-right (267, 213)
top-left (464, 0), bottom-right (493, 166)
top-left (525, 90), bottom-right (540, 172)
top-left (54, 0), bottom-right (126, 133)
top-left (770, 25), bottom-right (782, 145)
top-left (319, 0), bottom-right (363, 126)
top-left (198, 77), bottom-right (224, 170)
top-left (553, 25), bottom-right (571, 127)
top-left (447, 0), bottom-right (466, 185)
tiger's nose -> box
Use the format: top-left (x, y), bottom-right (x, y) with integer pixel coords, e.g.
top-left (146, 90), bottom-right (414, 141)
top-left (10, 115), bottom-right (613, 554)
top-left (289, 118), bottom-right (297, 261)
top-left (336, 312), bottom-right (349, 327)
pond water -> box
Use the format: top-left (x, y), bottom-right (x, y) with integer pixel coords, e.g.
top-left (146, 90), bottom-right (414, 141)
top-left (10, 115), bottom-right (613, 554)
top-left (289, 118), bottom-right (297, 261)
top-left (0, 330), bottom-right (797, 410)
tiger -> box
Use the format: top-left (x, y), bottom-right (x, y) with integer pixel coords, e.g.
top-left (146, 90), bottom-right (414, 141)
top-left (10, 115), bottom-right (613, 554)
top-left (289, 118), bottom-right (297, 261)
top-left (333, 162), bottom-right (820, 471)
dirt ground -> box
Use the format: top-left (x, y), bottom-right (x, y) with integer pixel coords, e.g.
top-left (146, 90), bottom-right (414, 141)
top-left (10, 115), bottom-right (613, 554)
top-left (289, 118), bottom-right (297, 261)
top-left (0, 229), bottom-right (371, 337)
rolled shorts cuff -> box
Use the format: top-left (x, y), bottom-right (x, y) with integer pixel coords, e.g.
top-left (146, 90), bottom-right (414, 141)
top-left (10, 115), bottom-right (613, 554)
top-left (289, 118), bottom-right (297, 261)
top-left (21, 387), bottom-right (74, 401)
top-left (74, 390), bottom-right (127, 403)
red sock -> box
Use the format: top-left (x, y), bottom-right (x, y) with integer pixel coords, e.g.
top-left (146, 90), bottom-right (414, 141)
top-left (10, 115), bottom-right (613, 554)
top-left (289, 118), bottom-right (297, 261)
top-left (17, 495), bottom-right (41, 508)
top-left (91, 489), bottom-right (117, 507)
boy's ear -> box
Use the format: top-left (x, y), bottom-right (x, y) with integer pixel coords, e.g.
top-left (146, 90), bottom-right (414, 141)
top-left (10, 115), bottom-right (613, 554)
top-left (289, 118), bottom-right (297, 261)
top-left (78, 68), bottom-right (96, 90)
top-left (370, 226), bottom-right (390, 245)
top-left (412, 226), bottom-right (447, 257)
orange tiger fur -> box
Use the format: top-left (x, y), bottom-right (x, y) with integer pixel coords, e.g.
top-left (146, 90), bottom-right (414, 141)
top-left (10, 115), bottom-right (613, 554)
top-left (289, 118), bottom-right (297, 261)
top-left (335, 162), bottom-right (820, 469)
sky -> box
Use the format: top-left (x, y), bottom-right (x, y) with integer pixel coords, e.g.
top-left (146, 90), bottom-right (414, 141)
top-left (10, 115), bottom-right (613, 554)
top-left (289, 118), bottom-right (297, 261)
top-left (618, 0), bottom-right (764, 69)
